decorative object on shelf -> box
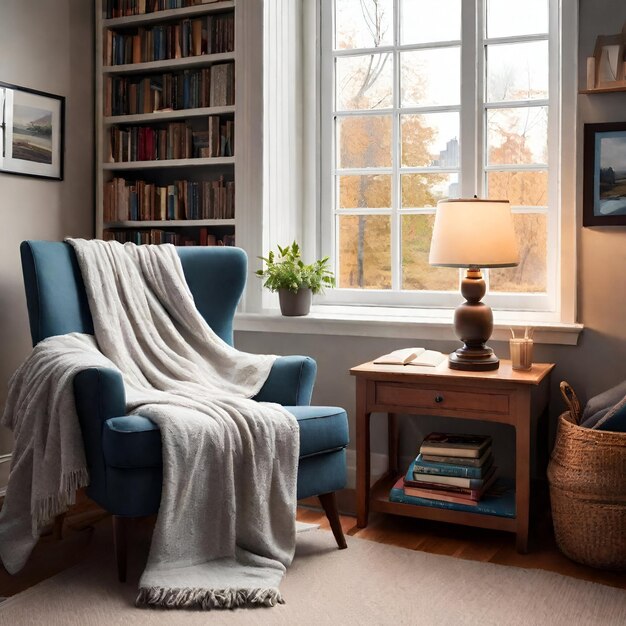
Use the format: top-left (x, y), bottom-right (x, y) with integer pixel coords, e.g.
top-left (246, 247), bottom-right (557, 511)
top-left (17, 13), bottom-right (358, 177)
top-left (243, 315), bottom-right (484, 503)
top-left (0, 81), bottom-right (64, 180)
top-left (548, 381), bottom-right (626, 570)
top-left (256, 241), bottom-right (335, 317)
top-left (583, 122), bottom-right (626, 226)
top-left (585, 23), bottom-right (626, 92)
top-left (429, 199), bottom-right (519, 371)
top-left (509, 328), bottom-right (534, 371)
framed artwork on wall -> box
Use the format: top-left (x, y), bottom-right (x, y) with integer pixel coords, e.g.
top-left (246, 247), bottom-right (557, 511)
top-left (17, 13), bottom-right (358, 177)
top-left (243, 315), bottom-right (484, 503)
top-left (0, 81), bottom-right (64, 180)
top-left (583, 122), bottom-right (626, 226)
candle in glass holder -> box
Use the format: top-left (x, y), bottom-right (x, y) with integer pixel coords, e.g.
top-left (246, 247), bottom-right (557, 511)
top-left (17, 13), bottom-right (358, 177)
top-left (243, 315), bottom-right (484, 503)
top-left (510, 338), bottom-right (533, 371)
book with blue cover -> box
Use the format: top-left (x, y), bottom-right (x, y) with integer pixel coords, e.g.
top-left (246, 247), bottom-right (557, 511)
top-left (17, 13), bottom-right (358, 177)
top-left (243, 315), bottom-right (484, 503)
top-left (413, 453), bottom-right (494, 479)
top-left (404, 459), bottom-right (498, 502)
top-left (389, 475), bottom-right (515, 518)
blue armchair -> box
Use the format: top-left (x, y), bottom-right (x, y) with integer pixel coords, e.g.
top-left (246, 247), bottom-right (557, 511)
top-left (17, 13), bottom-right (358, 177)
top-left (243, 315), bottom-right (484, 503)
top-left (20, 241), bottom-right (348, 581)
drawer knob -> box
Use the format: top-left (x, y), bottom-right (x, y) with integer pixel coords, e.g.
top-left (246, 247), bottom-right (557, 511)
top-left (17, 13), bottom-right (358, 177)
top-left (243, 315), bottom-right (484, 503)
top-left (434, 395), bottom-right (444, 403)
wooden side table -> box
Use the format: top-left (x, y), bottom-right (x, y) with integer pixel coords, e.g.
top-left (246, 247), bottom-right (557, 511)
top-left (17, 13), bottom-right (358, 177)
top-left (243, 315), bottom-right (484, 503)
top-left (350, 359), bottom-right (554, 553)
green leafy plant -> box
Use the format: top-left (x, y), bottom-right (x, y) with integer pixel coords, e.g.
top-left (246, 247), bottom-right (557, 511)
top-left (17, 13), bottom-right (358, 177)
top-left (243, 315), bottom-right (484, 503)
top-left (256, 241), bottom-right (335, 294)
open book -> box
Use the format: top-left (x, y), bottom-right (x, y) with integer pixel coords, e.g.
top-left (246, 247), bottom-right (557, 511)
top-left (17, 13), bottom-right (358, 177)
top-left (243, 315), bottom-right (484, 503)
top-left (373, 347), bottom-right (446, 368)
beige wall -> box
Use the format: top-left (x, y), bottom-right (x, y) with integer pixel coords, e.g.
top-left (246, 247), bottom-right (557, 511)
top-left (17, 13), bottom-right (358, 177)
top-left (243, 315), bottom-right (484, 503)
top-left (0, 0), bottom-right (94, 484)
top-left (235, 0), bottom-right (626, 481)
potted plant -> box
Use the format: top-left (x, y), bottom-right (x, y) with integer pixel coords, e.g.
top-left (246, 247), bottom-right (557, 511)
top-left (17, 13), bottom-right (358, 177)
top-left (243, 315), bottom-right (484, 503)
top-left (256, 241), bottom-right (335, 316)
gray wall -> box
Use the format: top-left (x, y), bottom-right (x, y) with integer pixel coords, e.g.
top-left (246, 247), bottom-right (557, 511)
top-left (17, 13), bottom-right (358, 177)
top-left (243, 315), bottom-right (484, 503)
top-left (236, 0), bottom-right (626, 482)
top-left (0, 0), bottom-right (623, 488)
top-left (0, 0), bottom-right (94, 486)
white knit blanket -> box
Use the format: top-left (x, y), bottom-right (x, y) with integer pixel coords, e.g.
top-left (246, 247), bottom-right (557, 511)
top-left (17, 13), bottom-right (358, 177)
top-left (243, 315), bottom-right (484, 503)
top-left (0, 239), bottom-right (299, 609)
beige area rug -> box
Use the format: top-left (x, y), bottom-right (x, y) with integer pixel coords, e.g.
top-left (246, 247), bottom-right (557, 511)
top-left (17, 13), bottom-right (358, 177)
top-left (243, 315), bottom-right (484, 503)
top-left (1, 525), bottom-right (624, 626)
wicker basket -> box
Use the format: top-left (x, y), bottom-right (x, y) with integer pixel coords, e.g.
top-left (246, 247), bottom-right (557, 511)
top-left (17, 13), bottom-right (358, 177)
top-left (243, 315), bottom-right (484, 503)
top-left (547, 382), bottom-right (626, 570)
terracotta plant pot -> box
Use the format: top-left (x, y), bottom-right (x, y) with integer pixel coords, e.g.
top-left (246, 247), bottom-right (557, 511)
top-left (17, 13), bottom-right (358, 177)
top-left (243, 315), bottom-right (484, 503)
top-left (278, 288), bottom-right (312, 316)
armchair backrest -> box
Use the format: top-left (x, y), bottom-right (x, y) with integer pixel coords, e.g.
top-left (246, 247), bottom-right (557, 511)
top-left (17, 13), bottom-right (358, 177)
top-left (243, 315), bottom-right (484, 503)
top-left (20, 241), bottom-right (247, 346)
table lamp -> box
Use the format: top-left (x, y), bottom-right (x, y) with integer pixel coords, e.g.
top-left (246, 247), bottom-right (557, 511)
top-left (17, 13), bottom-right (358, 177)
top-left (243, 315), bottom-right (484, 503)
top-left (429, 199), bottom-right (519, 371)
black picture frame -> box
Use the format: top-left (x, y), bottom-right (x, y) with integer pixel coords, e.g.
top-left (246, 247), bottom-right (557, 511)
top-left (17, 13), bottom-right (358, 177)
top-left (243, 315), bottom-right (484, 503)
top-left (583, 122), bottom-right (626, 227)
top-left (0, 81), bottom-right (65, 181)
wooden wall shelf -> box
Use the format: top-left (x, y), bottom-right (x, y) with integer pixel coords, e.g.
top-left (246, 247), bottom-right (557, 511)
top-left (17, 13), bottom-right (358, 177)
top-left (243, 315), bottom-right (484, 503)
top-left (580, 85), bottom-right (626, 94)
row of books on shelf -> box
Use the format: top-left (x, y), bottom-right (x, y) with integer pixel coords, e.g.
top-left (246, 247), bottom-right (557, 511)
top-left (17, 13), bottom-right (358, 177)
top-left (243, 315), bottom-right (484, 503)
top-left (389, 433), bottom-right (514, 518)
top-left (108, 116), bottom-right (234, 162)
top-left (103, 176), bottom-right (234, 222)
top-left (104, 228), bottom-right (235, 247)
top-left (104, 13), bottom-right (234, 66)
top-left (104, 64), bottom-right (234, 117)
top-left (103, 0), bottom-right (221, 19)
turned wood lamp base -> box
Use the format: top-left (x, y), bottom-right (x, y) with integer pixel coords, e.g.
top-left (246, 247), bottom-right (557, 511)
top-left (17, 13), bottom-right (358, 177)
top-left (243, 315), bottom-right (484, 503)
top-left (449, 347), bottom-right (499, 371)
top-left (449, 267), bottom-right (499, 372)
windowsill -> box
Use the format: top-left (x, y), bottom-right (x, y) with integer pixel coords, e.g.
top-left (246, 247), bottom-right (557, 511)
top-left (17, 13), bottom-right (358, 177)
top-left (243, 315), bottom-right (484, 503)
top-left (235, 306), bottom-right (583, 346)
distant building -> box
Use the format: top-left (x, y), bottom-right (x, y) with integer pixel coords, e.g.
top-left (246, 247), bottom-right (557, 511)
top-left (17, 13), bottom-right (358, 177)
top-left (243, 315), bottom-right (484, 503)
top-left (431, 137), bottom-right (459, 168)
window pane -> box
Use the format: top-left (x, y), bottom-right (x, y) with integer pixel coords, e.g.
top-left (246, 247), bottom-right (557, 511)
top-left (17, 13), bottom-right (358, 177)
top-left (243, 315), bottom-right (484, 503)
top-left (401, 48), bottom-right (460, 107)
top-left (339, 174), bottom-right (391, 209)
top-left (401, 214), bottom-right (459, 290)
top-left (487, 171), bottom-right (548, 206)
top-left (486, 0), bottom-right (548, 38)
top-left (401, 173), bottom-right (459, 209)
top-left (338, 115), bottom-right (392, 168)
top-left (400, 0), bottom-right (461, 45)
top-left (338, 215), bottom-right (391, 289)
top-left (335, 0), bottom-right (394, 50)
top-left (401, 113), bottom-right (460, 168)
top-left (487, 107), bottom-right (548, 166)
top-left (487, 41), bottom-right (549, 102)
top-left (489, 213), bottom-right (547, 292)
top-left (336, 53), bottom-right (393, 110)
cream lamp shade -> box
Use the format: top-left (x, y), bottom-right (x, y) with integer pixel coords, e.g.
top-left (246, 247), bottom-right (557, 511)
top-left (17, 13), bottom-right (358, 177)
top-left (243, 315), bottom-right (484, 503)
top-left (429, 199), bottom-right (519, 268)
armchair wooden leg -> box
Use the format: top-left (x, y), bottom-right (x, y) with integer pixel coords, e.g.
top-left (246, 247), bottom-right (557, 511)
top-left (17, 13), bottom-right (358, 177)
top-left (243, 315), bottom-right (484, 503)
top-left (318, 492), bottom-right (347, 550)
top-left (112, 515), bottom-right (129, 583)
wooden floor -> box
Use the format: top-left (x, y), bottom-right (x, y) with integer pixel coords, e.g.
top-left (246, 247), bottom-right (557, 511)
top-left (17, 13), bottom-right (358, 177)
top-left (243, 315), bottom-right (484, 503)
top-left (1, 492), bottom-right (624, 599)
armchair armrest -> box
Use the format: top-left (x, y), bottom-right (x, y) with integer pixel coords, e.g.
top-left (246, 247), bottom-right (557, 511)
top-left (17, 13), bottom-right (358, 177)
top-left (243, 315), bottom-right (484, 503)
top-left (253, 356), bottom-right (317, 406)
top-left (73, 367), bottom-right (126, 501)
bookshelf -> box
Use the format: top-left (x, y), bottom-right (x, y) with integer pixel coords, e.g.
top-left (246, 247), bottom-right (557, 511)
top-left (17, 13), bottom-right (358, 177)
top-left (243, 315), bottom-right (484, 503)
top-left (96, 0), bottom-right (240, 247)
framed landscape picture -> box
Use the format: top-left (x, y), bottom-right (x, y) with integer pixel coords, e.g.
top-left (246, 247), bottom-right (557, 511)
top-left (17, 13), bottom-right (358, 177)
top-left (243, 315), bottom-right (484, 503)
top-left (583, 122), bottom-right (626, 226)
top-left (0, 82), bottom-right (64, 180)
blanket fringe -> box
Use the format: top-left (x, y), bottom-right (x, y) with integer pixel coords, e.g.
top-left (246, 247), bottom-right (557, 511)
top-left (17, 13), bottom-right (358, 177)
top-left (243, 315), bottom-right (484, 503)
top-left (33, 468), bottom-right (90, 532)
top-left (136, 586), bottom-right (285, 610)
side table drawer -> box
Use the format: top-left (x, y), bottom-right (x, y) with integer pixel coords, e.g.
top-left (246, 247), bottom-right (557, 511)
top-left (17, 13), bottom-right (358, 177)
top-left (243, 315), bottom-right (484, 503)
top-left (375, 382), bottom-right (510, 415)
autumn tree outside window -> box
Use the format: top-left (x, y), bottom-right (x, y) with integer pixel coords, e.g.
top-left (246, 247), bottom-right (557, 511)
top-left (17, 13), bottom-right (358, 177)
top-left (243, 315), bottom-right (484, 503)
top-left (318, 0), bottom-right (561, 313)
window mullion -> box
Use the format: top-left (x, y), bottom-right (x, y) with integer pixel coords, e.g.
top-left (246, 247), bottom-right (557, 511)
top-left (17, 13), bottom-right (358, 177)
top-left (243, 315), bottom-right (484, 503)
top-left (390, 0), bottom-right (401, 291)
top-left (460, 0), bottom-right (479, 199)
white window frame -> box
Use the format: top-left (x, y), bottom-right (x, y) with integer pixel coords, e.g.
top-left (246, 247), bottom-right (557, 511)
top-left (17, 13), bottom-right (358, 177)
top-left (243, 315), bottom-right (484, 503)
top-left (313, 0), bottom-right (577, 324)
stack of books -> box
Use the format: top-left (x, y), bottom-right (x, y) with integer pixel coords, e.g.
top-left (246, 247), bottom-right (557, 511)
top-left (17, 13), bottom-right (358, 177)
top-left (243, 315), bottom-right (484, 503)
top-left (403, 433), bottom-right (497, 506)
